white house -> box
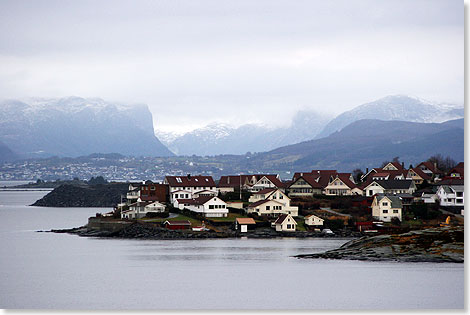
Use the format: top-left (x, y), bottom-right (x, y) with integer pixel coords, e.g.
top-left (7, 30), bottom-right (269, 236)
top-left (304, 214), bottom-right (324, 227)
top-left (436, 185), bottom-right (464, 207)
top-left (371, 194), bottom-right (403, 222)
top-left (363, 180), bottom-right (416, 197)
top-left (273, 214), bottom-right (297, 232)
top-left (324, 173), bottom-right (362, 196)
top-left (247, 188), bottom-right (298, 216)
top-left (249, 175), bottom-right (285, 192)
top-left (165, 175), bottom-right (218, 205)
top-left (176, 196), bottom-right (228, 217)
top-left (121, 201), bottom-right (166, 219)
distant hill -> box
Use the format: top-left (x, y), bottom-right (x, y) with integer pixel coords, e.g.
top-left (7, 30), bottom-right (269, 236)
top-left (0, 97), bottom-right (174, 159)
top-left (157, 110), bottom-right (332, 155)
top-left (248, 118), bottom-right (464, 172)
top-left (0, 141), bottom-right (19, 162)
top-left (316, 95), bottom-right (464, 139)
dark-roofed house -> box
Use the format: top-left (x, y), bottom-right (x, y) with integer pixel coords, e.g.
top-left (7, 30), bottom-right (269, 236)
top-left (164, 174), bottom-right (217, 205)
top-left (247, 188), bottom-right (298, 216)
top-left (217, 174), bottom-right (267, 194)
top-left (324, 173), bottom-right (362, 196)
top-left (273, 214), bottom-right (297, 232)
top-left (371, 194), bottom-right (403, 222)
top-left (363, 179), bottom-right (417, 197)
top-left (175, 195), bottom-right (228, 217)
top-left (287, 173), bottom-right (323, 197)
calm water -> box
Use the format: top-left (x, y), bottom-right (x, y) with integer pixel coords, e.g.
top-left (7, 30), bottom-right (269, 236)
top-left (0, 189), bottom-right (464, 310)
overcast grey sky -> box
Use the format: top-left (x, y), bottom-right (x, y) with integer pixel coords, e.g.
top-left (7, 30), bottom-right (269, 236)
top-left (0, 0), bottom-right (463, 133)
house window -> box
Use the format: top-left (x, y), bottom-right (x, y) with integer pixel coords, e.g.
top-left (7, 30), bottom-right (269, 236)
top-left (287, 224), bottom-right (291, 229)
top-left (456, 199), bottom-right (463, 204)
top-left (382, 202), bottom-right (388, 206)
top-left (369, 190), bottom-right (373, 196)
top-left (457, 192), bottom-right (463, 197)
top-left (279, 195), bottom-right (283, 199)
top-left (266, 206), bottom-right (270, 210)
top-left (209, 205), bottom-right (214, 209)
top-left (393, 210), bottom-right (398, 213)
top-left (383, 210), bottom-right (388, 213)
top-left (176, 177), bottom-right (182, 183)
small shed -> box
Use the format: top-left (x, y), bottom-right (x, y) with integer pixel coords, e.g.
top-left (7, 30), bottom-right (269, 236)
top-left (304, 214), bottom-right (324, 227)
top-left (163, 220), bottom-right (191, 230)
top-left (235, 217), bottom-right (256, 233)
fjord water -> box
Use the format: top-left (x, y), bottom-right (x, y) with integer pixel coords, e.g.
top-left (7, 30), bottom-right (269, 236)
top-left (0, 189), bottom-right (464, 310)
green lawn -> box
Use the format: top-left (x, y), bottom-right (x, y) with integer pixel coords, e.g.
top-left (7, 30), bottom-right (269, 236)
top-left (140, 214), bottom-right (202, 226)
top-left (208, 212), bottom-right (251, 222)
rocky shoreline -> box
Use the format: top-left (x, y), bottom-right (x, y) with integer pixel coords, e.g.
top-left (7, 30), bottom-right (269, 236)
top-left (42, 220), bottom-right (361, 239)
top-left (295, 226), bottom-right (464, 263)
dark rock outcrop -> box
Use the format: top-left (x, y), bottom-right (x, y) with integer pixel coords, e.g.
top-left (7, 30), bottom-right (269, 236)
top-left (31, 183), bottom-right (129, 207)
top-left (295, 226), bottom-right (464, 263)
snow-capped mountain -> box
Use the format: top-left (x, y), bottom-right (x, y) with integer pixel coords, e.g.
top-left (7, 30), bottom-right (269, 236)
top-left (316, 95), bottom-right (464, 139)
top-left (156, 111), bottom-right (332, 156)
top-left (0, 96), bottom-right (174, 158)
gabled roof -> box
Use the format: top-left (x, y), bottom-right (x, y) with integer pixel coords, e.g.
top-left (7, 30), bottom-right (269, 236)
top-left (217, 174), bottom-right (267, 188)
top-left (165, 175), bottom-right (215, 187)
top-left (365, 179), bottom-right (414, 190)
top-left (247, 199), bottom-right (283, 208)
top-left (254, 188), bottom-right (277, 195)
top-left (417, 161), bottom-right (443, 174)
top-left (383, 161), bottom-right (404, 170)
top-left (329, 173), bottom-right (356, 189)
top-left (408, 168), bottom-right (432, 180)
top-left (289, 173), bottom-right (323, 189)
top-left (447, 162), bottom-right (464, 178)
top-left (274, 214), bottom-right (296, 225)
top-left (258, 175), bottom-right (285, 188)
top-left (374, 194), bottom-right (402, 208)
top-left (305, 214), bottom-right (324, 220)
top-left (176, 195), bottom-right (220, 206)
top-left (236, 218), bottom-right (256, 225)
top-left (310, 170), bottom-right (338, 188)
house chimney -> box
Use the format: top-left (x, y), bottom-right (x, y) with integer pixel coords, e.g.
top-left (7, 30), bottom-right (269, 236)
top-left (300, 172), bottom-right (303, 176)
top-left (366, 168), bottom-right (369, 173)
top-left (401, 162), bottom-right (404, 169)
top-left (434, 162), bottom-right (437, 171)
top-left (227, 177), bottom-right (230, 184)
top-left (187, 174), bottom-right (191, 179)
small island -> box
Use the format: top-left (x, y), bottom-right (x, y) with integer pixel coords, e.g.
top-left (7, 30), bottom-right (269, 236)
top-left (295, 226), bottom-right (463, 263)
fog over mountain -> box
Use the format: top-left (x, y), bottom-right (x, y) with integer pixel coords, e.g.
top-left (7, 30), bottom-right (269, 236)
top-left (157, 95), bottom-right (464, 156)
top-left (316, 95), bottom-right (464, 138)
top-left (156, 110), bottom-right (332, 156)
top-left (0, 97), bottom-right (174, 159)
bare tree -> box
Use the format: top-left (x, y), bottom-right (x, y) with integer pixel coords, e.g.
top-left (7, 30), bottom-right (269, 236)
top-left (427, 154), bottom-right (456, 173)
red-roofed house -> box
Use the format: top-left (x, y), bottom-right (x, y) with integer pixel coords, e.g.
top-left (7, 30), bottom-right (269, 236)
top-left (325, 173), bottom-right (362, 196)
top-left (249, 175), bottom-right (286, 192)
top-left (175, 195), bottom-right (228, 217)
top-left (287, 172), bottom-right (323, 197)
top-left (165, 174), bottom-right (217, 205)
top-left (217, 174), bottom-right (267, 194)
top-left (406, 168), bottom-right (432, 185)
